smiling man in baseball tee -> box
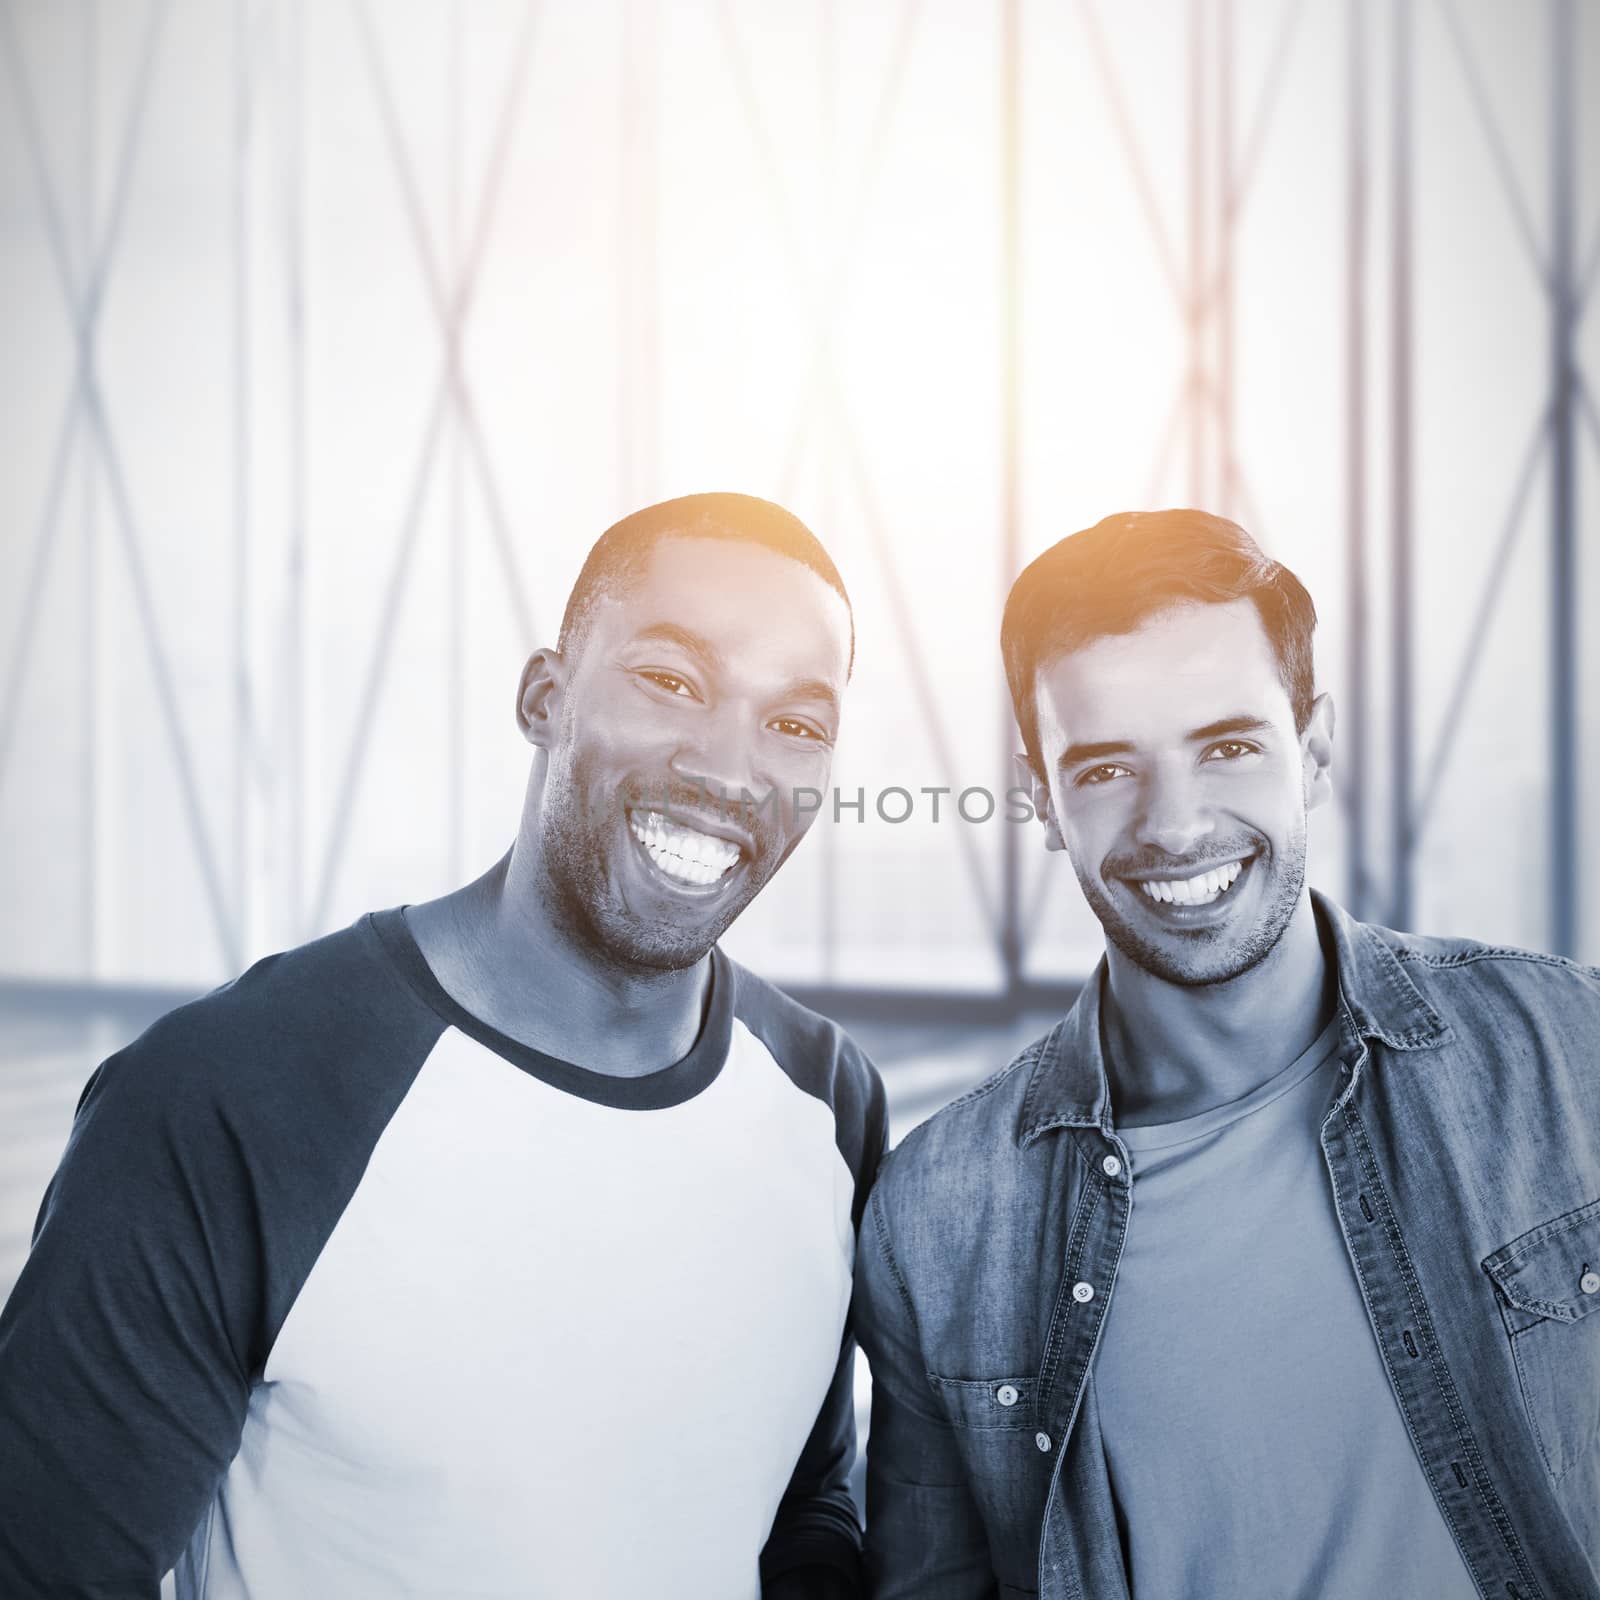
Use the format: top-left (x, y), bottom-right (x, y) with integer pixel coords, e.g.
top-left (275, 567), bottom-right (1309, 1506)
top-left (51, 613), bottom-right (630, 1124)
top-left (0, 494), bottom-right (885, 1599)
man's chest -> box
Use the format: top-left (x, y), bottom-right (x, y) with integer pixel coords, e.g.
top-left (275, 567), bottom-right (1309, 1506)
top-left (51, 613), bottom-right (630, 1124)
top-left (202, 1028), bottom-right (858, 1600)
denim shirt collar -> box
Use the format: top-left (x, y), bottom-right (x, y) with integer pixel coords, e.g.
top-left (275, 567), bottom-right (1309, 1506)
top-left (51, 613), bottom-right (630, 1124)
top-left (1018, 889), bottom-right (1452, 1147)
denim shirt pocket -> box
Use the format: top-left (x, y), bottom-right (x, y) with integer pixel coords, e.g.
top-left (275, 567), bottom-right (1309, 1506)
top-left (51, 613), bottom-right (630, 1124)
top-left (1483, 1195), bottom-right (1600, 1480)
top-left (927, 1372), bottom-right (1052, 1594)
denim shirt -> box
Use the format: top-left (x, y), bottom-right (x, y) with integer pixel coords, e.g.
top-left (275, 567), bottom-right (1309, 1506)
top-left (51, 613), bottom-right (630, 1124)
top-left (855, 893), bottom-right (1600, 1599)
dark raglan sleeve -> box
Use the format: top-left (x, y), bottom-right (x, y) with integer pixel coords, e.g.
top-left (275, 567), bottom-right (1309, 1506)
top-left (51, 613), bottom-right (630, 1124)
top-left (752, 997), bottom-right (890, 1600)
top-left (0, 922), bottom-right (437, 1599)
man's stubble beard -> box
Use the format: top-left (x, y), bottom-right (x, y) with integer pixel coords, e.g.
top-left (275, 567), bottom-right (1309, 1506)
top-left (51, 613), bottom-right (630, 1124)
top-left (1074, 814), bottom-right (1310, 990)
top-left (535, 745), bottom-right (778, 976)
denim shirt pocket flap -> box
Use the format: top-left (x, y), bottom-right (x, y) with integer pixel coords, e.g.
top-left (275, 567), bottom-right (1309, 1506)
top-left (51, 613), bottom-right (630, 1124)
top-left (1484, 1196), bottom-right (1600, 1331)
top-left (927, 1373), bottom-right (1037, 1431)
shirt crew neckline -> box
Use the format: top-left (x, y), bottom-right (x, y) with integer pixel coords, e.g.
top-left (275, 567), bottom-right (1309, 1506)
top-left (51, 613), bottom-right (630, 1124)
top-left (366, 906), bottom-right (735, 1111)
top-left (1116, 1016), bottom-right (1342, 1153)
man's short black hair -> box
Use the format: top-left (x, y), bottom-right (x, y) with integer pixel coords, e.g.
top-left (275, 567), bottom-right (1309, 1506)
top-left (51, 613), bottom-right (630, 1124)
top-left (1002, 508), bottom-right (1317, 774)
top-left (557, 492), bottom-right (854, 673)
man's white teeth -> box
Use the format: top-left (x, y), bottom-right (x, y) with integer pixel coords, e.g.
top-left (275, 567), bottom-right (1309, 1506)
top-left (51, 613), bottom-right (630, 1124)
top-left (629, 811), bottom-right (741, 887)
top-left (1137, 858), bottom-right (1245, 905)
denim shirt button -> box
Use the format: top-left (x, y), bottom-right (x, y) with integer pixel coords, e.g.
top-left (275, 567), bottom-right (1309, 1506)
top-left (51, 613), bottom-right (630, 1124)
top-left (1035, 1431), bottom-right (1052, 1453)
top-left (1071, 1281), bottom-right (1095, 1303)
top-left (1101, 1155), bottom-right (1122, 1179)
top-left (1581, 1271), bottom-right (1600, 1296)
top-left (996, 1384), bottom-right (1020, 1407)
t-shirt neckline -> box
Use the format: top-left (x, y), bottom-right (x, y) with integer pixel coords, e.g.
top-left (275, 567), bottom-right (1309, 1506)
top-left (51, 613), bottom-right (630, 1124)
top-left (367, 906), bottom-right (734, 1111)
top-left (1116, 1015), bottom-right (1342, 1153)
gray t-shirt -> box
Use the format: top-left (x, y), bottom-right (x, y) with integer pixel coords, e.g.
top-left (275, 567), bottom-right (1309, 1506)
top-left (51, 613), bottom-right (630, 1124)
top-left (1094, 1020), bottom-right (1477, 1600)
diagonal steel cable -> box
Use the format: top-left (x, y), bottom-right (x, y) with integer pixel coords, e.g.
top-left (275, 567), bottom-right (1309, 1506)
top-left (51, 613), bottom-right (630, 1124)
top-left (308, 378), bottom-right (453, 933)
top-left (711, 1), bottom-right (813, 274)
top-left (1575, 217), bottom-right (1600, 322)
top-left (1577, 371), bottom-right (1600, 467)
top-left (1226, 451), bottom-right (1267, 543)
top-left (0, 402), bottom-right (83, 797)
top-left (1188, 0), bottom-right (1309, 319)
top-left (1076, 0), bottom-right (1187, 314)
top-left (714, 0), bottom-right (924, 500)
top-left (92, 386), bottom-right (242, 970)
top-left (713, 1), bottom-right (816, 501)
top-left (715, 2), bottom-right (1000, 943)
top-left (0, 9), bottom-right (95, 789)
top-left (351, 0), bottom-right (448, 314)
top-left (1410, 404), bottom-right (1551, 838)
top-left (836, 394), bottom-right (1000, 944)
top-left (1434, 0), bottom-right (1548, 288)
top-left (1142, 380), bottom-right (1189, 506)
top-left (1021, 844), bottom-right (1057, 951)
top-left (446, 0), bottom-right (542, 649)
top-left (0, 4), bottom-right (82, 301)
top-left (352, 0), bottom-right (541, 640)
top-left (81, 2), bottom-right (173, 343)
top-left (1, 0), bottom-right (237, 968)
top-left (1226, 0), bottom-right (1310, 221)
top-left (309, 3), bottom-right (541, 930)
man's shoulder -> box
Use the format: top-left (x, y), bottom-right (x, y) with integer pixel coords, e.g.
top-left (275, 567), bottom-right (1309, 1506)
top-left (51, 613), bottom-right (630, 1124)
top-left (1334, 908), bottom-right (1600, 1128)
top-left (874, 1029), bottom-right (1051, 1210)
top-left (721, 955), bottom-right (888, 1190)
top-left (723, 954), bottom-right (882, 1103)
top-left (1342, 914), bottom-right (1600, 1223)
top-left (144, 911), bottom-right (417, 1045)
top-left (1385, 925), bottom-right (1599, 983)
top-left (1355, 914), bottom-right (1600, 1027)
top-left (93, 912), bottom-right (436, 1131)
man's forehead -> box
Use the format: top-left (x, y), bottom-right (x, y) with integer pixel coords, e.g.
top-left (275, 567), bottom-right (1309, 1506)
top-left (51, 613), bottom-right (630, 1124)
top-left (1035, 598), bottom-right (1287, 739)
top-left (598, 536), bottom-right (851, 680)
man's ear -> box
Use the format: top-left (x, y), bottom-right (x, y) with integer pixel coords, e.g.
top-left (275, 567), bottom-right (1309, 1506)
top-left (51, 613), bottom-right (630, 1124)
top-left (1301, 692), bottom-right (1335, 812)
top-left (517, 648), bottom-right (566, 748)
top-left (1013, 752), bottom-right (1066, 853)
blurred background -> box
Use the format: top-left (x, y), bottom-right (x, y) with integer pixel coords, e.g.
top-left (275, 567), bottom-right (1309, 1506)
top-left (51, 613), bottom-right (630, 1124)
top-left (1, 0), bottom-right (1596, 1496)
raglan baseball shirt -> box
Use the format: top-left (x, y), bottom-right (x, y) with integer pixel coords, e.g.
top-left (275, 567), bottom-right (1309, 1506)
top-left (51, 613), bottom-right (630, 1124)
top-left (0, 909), bottom-right (887, 1598)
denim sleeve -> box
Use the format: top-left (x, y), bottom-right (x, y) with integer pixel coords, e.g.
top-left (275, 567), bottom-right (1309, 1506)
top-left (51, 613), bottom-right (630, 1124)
top-left (758, 1330), bottom-right (866, 1596)
top-left (855, 1179), bottom-right (997, 1599)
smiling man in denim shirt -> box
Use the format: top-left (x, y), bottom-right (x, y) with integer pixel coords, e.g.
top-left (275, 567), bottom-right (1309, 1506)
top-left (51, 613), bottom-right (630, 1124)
top-left (856, 510), bottom-right (1600, 1600)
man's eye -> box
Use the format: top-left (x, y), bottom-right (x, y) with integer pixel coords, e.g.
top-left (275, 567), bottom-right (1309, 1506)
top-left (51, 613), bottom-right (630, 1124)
top-left (1075, 764), bottom-right (1131, 787)
top-left (638, 670), bottom-right (696, 698)
top-left (770, 717), bottom-right (827, 743)
top-left (1202, 740), bottom-right (1258, 762)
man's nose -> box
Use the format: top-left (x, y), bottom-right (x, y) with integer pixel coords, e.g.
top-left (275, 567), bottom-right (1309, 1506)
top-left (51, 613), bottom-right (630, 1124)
top-left (1133, 768), bottom-right (1215, 859)
top-left (668, 705), bottom-right (759, 804)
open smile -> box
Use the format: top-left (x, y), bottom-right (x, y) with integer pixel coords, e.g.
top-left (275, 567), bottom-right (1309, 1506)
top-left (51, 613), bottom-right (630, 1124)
top-left (627, 809), bottom-right (746, 893)
top-left (1119, 853), bottom-right (1257, 916)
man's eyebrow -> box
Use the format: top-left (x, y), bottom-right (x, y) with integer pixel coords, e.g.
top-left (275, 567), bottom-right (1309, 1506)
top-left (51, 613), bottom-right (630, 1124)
top-left (1058, 738), bottom-right (1135, 770)
top-left (1057, 717), bottom-right (1274, 770)
top-left (626, 622), bottom-right (723, 671)
top-left (625, 628), bottom-right (838, 711)
top-left (778, 677), bottom-right (840, 712)
top-left (1187, 715), bottom-right (1273, 741)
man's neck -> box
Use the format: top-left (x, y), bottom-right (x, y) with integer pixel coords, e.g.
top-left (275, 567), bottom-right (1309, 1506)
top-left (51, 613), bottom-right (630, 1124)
top-left (1102, 893), bottom-right (1335, 1128)
top-left (404, 849), bottom-right (711, 1078)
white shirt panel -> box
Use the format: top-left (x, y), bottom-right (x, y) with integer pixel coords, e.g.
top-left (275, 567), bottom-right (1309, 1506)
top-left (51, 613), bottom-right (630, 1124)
top-left (194, 1018), bottom-right (855, 1599)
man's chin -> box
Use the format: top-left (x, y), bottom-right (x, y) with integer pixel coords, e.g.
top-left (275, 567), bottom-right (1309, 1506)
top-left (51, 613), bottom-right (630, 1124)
top-left (583, 880), bottom-right (768, 976)
top-left (1082, 859), bottom-right (1305, 990)
top-left (601, 922), bottom-right (722, 975)
top-left (1102, 920), bottom-right (1275, 988)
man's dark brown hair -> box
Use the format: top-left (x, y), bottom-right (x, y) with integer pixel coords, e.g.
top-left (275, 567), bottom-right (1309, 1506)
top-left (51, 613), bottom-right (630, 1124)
top-left (1001, 509), bottom-right (1317, 774)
